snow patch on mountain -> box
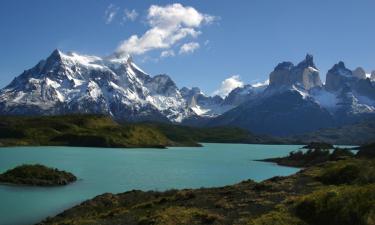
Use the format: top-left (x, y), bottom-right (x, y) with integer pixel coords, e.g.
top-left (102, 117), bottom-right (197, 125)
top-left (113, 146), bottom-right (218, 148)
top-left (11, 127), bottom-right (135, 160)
top-left (311, 89), bottom-right (338, 110)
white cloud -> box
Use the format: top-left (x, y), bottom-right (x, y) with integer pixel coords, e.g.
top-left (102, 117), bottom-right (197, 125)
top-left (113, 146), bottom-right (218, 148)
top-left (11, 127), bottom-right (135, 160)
top-left (116, 3), bottom-right (215, 56)
top-left (179, 42), bottom-right (200, 54)
top-left (160, 50), bottom-right (175, 58)
top-left (123, 9), bottom-right (138, 22)
top-left (104, 4), bottom-right (119, 24)
top-left (213, 75), bottom-right (244, 97)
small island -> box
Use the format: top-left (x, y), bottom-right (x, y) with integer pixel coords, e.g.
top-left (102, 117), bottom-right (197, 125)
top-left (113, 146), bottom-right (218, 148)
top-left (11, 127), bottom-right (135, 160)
top-left (258, 143), bottom-right (354, 167)
top-left (0, 164), bottom-right (77, 186)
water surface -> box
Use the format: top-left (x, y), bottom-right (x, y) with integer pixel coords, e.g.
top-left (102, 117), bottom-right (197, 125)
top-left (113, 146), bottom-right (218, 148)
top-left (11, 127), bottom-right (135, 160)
top-left (0, 143), bottom-right (301, 225)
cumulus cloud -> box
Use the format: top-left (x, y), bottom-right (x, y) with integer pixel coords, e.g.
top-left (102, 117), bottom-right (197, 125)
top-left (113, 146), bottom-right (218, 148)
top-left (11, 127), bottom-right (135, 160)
top-left (116, 3), bottom-right (215, 56)
top-left (213, 75), bottom-right (244, 97)
top-left (160, 50), bottom-right (175, 58)
top-left (104, 4), bottom-right (119, 24)
top-left (179, 42), bottom-right (200, 54)
top-left (123, 9), bottom-right (138, 22)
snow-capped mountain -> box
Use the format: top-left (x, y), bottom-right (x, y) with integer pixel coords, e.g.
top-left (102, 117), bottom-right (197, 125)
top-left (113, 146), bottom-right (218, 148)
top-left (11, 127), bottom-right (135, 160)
top-left (209, 55), bottom-right (375, 135)
top-left (180, 87), bottom-right (228, 116)
top-left (0, 49), bottom-right (194, 122)
top-left (1, 50), bottom-right (374, 136)
top-left (179, 81), bottom-right (269, 117)
top-left (222, 81), bottom-right (268, 106)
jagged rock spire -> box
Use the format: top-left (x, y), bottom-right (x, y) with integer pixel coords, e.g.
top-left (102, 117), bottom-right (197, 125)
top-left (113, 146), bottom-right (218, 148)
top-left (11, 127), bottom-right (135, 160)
top-left (297, 53), bottom-right (316, 69)
top-left (269, 54), bottom-right (321, 90)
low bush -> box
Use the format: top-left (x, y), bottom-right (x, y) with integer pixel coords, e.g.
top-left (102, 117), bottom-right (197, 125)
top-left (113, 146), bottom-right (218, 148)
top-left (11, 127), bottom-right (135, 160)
top-left (294, 184), bottom-right (375, 225)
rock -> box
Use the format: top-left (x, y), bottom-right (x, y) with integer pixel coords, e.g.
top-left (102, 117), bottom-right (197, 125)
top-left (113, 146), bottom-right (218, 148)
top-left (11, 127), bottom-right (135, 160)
top-left (269, 54), bottom-right (322, 90)
top-left (325, 62), bottom-right (375, 101)
top-left (352, 67), bottom-right (366, 79)
top-left (325, 61), bottom-right (353, 92)
top-left (180, 86), bottom-right (225, 116)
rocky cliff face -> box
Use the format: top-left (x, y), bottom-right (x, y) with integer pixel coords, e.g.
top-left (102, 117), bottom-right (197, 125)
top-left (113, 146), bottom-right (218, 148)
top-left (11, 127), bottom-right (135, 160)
top-left (325, 61), bottom-right (375, 104)
top-left (269, 54), bottom-right (322, 90)
top-left (352, 67), bottom-right (367, 79)
top-left (325, 61), bottom-right (354, 92)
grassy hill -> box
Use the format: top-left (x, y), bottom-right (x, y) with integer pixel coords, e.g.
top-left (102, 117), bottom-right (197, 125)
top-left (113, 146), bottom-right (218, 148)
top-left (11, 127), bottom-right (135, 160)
top-left (0, 115), bottom-right (171, 148)
top-left (0, 115), bottom-right (274, 148)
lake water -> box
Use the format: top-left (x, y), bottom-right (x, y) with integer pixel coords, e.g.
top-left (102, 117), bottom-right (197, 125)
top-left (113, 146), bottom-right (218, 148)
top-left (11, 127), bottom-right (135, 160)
top-left (0, 143), bottom-right (301, 225)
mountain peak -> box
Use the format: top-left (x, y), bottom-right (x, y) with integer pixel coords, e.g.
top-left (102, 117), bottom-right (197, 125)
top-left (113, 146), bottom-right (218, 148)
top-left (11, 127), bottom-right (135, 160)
top-left (48, 49), bottom-right (63, 61)
top-left (329, 61), bottom-right (351, 77)
top-left (107, 52), bottom-right (132, 63)
top-left (337, 61), bottom-right (345, 68)
top-left (325, 61), bottom-right (353, 91)
top-left (305, 53), bottom-right (313, 62)
top-left (297, 53), bottom-right (316, 69)
top-left (274, 61), bottom-right (294, 71)
top-left (353, 67), bottom-right (366, 79)
top-left (270, 54), bottom-right (321, 90)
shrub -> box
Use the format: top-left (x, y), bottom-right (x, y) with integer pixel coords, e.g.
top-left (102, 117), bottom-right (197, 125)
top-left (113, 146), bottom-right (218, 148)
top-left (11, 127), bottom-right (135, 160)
top-left (247, 210), bottom-right (306, 225)
top-left (294, 185), bottom-right (375, 225)
top-left (318, 163), bottom-right (361, 185)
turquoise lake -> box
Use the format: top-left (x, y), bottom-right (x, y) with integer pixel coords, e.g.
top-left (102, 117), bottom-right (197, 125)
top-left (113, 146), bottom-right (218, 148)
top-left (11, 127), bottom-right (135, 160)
top-left (0, 143), bottom-right (302, 225)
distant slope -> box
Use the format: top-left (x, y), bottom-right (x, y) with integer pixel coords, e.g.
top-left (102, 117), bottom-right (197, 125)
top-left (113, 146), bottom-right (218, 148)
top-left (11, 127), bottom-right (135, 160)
top-left (145, 122), bottom-right (282, 146)
top-left (0, 115), bottom-right (277, 148)
top-left (293, 119), bottom-right (375, 145)
top-left (0, 115), bottom-right (171, 148)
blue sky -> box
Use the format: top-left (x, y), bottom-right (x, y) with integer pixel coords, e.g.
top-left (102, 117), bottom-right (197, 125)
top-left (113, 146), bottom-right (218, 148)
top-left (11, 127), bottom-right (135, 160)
top-left (0, 0), bottom-right (374, 95)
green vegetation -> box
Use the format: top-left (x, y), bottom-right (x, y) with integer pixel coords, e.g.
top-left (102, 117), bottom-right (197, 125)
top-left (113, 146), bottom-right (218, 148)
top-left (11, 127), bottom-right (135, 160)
top-left (38, 144), bottom-right (375, 225)
top-left (0, 115), bottom-right (171, 148)
top-left (247, 210), bottom-right (306, 225)
top-left (0, 164), bottom-right (76, 186)
top-left (314, 159), bottom-right (375, 185)
top-left (0, 115), bottom-right (276, 148)
top-left (302, 142), bottom-right (333, 149)
top-left (294, 185), bottom-right (375, 225)
top-left (144, 122), bottom-right (280, 146)
top-left (259, 147), bottom-right (354, 167)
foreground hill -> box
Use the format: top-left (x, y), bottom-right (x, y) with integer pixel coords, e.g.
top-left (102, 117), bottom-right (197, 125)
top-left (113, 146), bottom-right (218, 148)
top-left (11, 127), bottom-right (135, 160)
top-left (0, 115), bottom-right (272, 148)
top-left (38, 147), bottom-right (375, 225)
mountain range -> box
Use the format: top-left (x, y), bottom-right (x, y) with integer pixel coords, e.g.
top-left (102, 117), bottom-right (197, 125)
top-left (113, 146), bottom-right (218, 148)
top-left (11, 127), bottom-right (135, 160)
top-left (1, 50), bottom-right (374, 136)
